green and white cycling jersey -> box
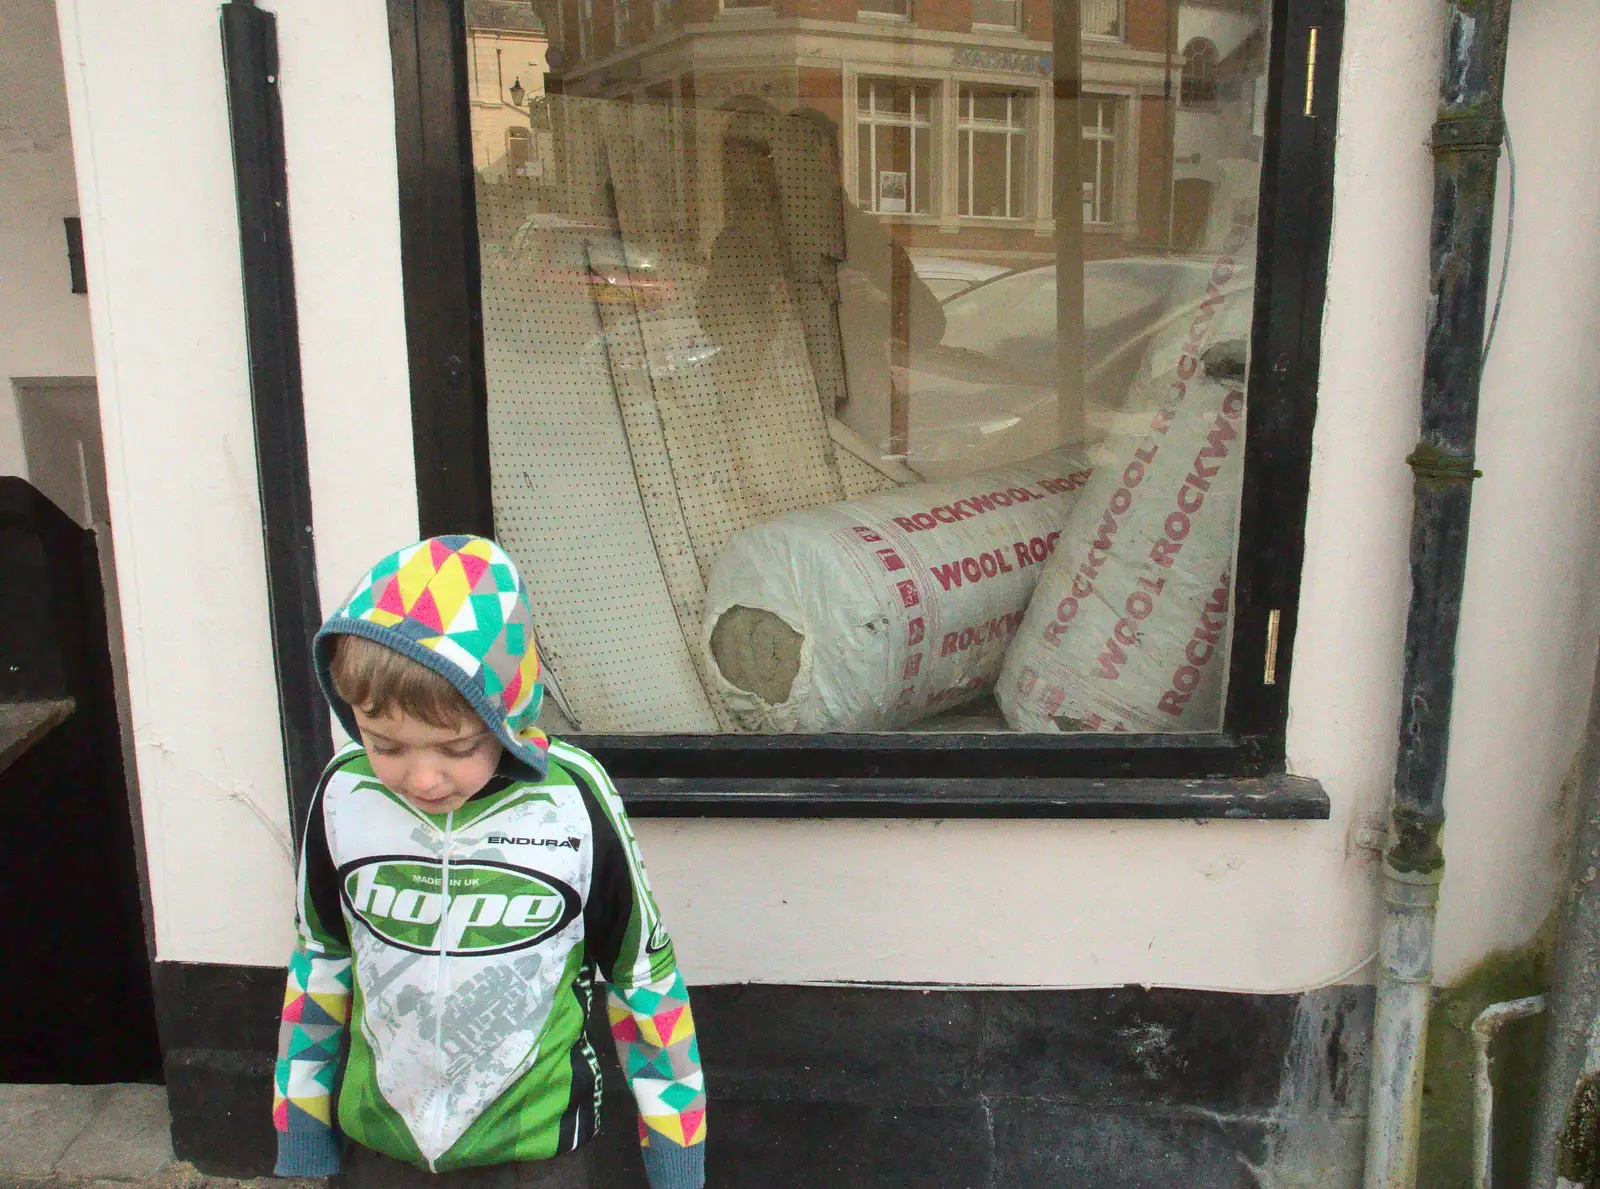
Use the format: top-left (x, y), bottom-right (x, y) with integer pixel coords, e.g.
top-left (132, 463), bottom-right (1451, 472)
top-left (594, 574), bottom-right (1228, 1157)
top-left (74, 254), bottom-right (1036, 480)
top-left (273, 740), bottom-right (705, 1188)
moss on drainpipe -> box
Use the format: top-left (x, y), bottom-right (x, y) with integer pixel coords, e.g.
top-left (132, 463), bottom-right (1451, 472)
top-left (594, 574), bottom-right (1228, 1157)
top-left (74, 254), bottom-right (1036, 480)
top-left (1418, 918), bottom-right (1554, 1189)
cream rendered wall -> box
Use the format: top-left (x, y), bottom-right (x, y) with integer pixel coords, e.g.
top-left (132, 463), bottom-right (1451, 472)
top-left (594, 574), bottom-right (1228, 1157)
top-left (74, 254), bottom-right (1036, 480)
top-left (0, 0), bottom-right (96, 478)
top-left (54, 0), bottom-right (1600, 987)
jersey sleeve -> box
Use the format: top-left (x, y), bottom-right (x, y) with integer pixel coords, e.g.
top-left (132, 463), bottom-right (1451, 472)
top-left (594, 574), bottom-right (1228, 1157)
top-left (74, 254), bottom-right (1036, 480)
top-left (272, 753), bottom-right (356, 1177)
top-left (557, 747), bottom-right (706, 1189)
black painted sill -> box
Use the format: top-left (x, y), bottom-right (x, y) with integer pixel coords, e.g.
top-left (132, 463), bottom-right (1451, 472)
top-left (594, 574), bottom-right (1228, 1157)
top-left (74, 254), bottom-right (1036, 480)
top-left (615, 773), bottom-right (1329, 820)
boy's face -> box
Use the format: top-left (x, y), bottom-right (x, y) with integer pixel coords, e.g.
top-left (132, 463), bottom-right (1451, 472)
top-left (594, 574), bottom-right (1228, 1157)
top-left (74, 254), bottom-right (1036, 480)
top-left (352, 706), bottom-right (504, 815)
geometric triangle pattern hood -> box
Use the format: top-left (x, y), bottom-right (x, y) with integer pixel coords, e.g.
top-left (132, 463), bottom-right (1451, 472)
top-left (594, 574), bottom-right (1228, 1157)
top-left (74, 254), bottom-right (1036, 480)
top-left (314, 535), bottom-right (548, 780)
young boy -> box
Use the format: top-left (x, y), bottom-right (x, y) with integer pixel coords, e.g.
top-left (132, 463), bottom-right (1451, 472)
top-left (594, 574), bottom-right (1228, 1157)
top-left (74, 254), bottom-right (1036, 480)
top-left (272, 536), bottom-right (705, 1189)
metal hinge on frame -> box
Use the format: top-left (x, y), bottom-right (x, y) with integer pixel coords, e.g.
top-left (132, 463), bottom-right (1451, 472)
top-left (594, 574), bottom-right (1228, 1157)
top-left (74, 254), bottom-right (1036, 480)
top-left (1264, 608), bottom-right (1282, 685)
top-left (1304, 27), bottom-right (1320, 117)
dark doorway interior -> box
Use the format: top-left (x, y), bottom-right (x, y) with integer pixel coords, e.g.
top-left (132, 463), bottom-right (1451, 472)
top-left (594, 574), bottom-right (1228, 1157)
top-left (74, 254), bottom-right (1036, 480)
top-left (2, 381), bottom-right (160, 1083)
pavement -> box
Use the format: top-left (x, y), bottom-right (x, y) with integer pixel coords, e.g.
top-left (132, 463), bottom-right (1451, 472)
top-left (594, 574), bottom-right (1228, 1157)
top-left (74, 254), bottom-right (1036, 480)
top-left (0, 1085), bottom-right (308, 1189)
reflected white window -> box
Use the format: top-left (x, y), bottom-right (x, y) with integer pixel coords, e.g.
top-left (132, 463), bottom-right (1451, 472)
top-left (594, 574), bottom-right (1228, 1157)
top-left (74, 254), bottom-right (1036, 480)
top-left (958, 88), bottom-right (1028, 220)
top-left (1181, 39), bottom-right (1220, 110)
top-left (577, 0), bottom-right (592, 59)
top-left (615, 0), bottom-right (630, 46)
top-left (972, 0), bottom-right (1019, 31)
top-left (856, 79), bottom-right (934, 215)
top-left (1081, 0), bottom-right (1122, 39)
top-left (1080, 95), bottom-right (1118, 226)
top-left (506, 126), bottom-right (532, 175)
top-left (858, 0), bottom-right (910, 18)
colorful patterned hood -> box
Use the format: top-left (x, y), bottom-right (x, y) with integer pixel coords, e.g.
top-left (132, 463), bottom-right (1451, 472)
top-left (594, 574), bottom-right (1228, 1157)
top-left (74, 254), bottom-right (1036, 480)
top-left (314, 536), bottom-right (548, 780)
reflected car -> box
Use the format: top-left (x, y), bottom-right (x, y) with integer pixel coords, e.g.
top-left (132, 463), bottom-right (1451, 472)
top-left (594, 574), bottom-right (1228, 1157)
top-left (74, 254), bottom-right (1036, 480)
top-left (581, 313), bottom-right (724, 379)
top-left (500, 212), bottom-right (676, 308)
top-left (908, 253), bottom-right (1013, 302)
top-left (893, 257), bottom-right (1256, 476)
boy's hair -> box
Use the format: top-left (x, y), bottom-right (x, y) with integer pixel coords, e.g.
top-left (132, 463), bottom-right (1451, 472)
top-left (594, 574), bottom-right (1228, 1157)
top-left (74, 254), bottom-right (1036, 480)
top-left (329, 635), bottom-right (476, 729)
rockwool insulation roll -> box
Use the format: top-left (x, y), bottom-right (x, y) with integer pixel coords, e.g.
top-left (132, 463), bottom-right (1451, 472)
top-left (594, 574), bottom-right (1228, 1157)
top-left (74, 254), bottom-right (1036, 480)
top-left (702, 449), bottom-right (1093, 732)
top-left (997, 381), bottom-right (1246, 733)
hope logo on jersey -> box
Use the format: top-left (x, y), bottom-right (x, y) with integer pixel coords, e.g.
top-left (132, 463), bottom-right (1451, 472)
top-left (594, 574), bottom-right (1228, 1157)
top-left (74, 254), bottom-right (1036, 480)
top-left (341, 859), bottom-right (580, 956)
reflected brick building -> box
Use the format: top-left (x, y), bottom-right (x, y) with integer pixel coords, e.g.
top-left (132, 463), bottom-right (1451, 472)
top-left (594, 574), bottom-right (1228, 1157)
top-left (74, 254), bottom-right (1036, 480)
top-left (522, 0), bottom-right (1263, 266)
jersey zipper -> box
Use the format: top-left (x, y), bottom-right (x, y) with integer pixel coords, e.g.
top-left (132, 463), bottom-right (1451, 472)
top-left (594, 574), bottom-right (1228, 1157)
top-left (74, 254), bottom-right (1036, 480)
top-left (427, 810), bottom-right (454, 1171)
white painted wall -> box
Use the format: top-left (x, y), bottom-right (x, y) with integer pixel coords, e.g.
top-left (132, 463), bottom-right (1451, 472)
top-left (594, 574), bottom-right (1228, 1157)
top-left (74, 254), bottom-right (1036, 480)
top-left (54, 0), bottom-right (420, 966)
top-left (51, 0), bottom-right (1600, 988)
top-left (0, 0), bottom-right (96, 478)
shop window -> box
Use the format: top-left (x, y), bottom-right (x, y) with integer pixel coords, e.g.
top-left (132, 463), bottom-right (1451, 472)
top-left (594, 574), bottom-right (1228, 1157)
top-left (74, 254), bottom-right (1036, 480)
top-left (857, 79), bottom-right (934, 214)
top-left (1182, 39), bottom-right (1220, 110)
top-left (387, 0), bottom-right (1341, 798)
top-left (1079, 95), bottom-right (1118, 226)
top-left (958, 88), bottom-right (1028, 219)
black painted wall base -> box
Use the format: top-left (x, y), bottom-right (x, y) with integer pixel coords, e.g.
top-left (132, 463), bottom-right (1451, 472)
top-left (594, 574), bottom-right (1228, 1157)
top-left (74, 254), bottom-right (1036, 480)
top-left (154, 962), bottom-right (1370, 1187)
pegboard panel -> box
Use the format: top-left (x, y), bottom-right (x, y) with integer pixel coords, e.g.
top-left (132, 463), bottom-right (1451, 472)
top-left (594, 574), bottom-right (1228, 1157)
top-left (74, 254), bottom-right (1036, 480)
top-left (837, 447), bottom-right (900, 498)
top-left (597, 103), bottom-right (847, 584)
top-left (584, 228), bottom-right (735, 731)
top-left (474, 134), bottom-right (720, 733)
top-left (470, 95), bottom-right (870, 732)
top-left (771, 113), bottom-right (847, 281)
top-left (794, 281), bottom-right (849, 417)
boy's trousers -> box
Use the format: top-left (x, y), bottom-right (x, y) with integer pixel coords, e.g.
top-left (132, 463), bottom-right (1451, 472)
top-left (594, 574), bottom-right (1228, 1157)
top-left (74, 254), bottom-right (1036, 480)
top-left (339, 1145), bottom-right (592, 1189)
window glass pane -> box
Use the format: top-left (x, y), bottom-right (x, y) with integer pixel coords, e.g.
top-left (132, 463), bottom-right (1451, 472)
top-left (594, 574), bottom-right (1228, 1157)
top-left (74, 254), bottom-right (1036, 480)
top-left (971, 133), bottom-right (1008, 217)
top-left (958, 130), bottom-right (971, 216)
top-left (972, 0), bottom-right (1018, 28)
top-left (913, 126), bottom-right (931, 213)
top-left (465, 0), bottom-right (1268, 736)
top-left (1008, 132), bottom-right (1025, 217)
top-left (973, 91), bottom-right (1008, 123)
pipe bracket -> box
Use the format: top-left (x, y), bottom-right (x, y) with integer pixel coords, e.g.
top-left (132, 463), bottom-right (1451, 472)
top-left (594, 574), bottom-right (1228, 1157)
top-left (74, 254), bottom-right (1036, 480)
top-left (1433, 113), bottom-right (1506, 155)
top-left (1407, 442), bottom-right (1483, 487)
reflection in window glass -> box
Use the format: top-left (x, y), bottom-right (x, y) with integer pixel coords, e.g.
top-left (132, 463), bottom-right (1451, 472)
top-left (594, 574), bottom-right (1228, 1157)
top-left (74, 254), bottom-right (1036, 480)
top-left (577, 0), bottom-right (592, 59)
top-left (1182, 38), bottom-right (1219, 109)
top-left (1080, 96), bottom-right (1117, 226)
top-left (1081, 0), bottom-right (1122, 39)
top-left (466, 0), bottom-right (1268, 736)
top-left (506, 126), bottom-right (531, 174)
top-left (958, 88), bottom-right (1027, 219)
top-left (972, 0), bottom-right (1019, 30)
top-left (857, 80), bottom-right (934, 215)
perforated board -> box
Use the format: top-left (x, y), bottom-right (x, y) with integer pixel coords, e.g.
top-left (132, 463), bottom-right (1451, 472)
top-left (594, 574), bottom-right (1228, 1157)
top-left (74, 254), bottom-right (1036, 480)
top-left (475, 123), bottom-right (720, 732)
top-left (596, 103), bottom-right (848, 581)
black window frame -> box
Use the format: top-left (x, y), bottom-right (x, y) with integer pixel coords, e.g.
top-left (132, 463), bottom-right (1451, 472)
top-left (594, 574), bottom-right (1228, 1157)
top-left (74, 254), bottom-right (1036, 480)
top-left (385, 0), bottom-right (1341, 817)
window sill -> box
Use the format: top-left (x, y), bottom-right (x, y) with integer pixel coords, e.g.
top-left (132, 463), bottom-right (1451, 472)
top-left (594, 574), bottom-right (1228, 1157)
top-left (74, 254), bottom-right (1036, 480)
top-left (615, 772), bottom-right (1329, 819)
top-left (856, 10), bottom-right (912, 21)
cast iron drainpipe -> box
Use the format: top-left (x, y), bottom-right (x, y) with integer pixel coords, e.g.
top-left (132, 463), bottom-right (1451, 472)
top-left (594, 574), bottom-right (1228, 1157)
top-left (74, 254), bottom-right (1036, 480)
top-left (1363, 1), bottom-right (1515, 1187)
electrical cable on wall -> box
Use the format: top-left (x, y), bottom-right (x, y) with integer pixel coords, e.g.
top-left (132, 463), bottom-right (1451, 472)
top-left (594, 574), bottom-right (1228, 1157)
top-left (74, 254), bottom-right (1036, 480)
top-left (1482, 120), bottom-right (1516, 364)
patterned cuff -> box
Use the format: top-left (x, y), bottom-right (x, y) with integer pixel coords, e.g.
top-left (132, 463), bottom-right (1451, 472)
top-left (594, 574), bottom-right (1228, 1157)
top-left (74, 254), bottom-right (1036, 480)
top-left (641, 1138), bottom-right (705, 1189)
top-left (275, 1126), bottom-right (342, 1177)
